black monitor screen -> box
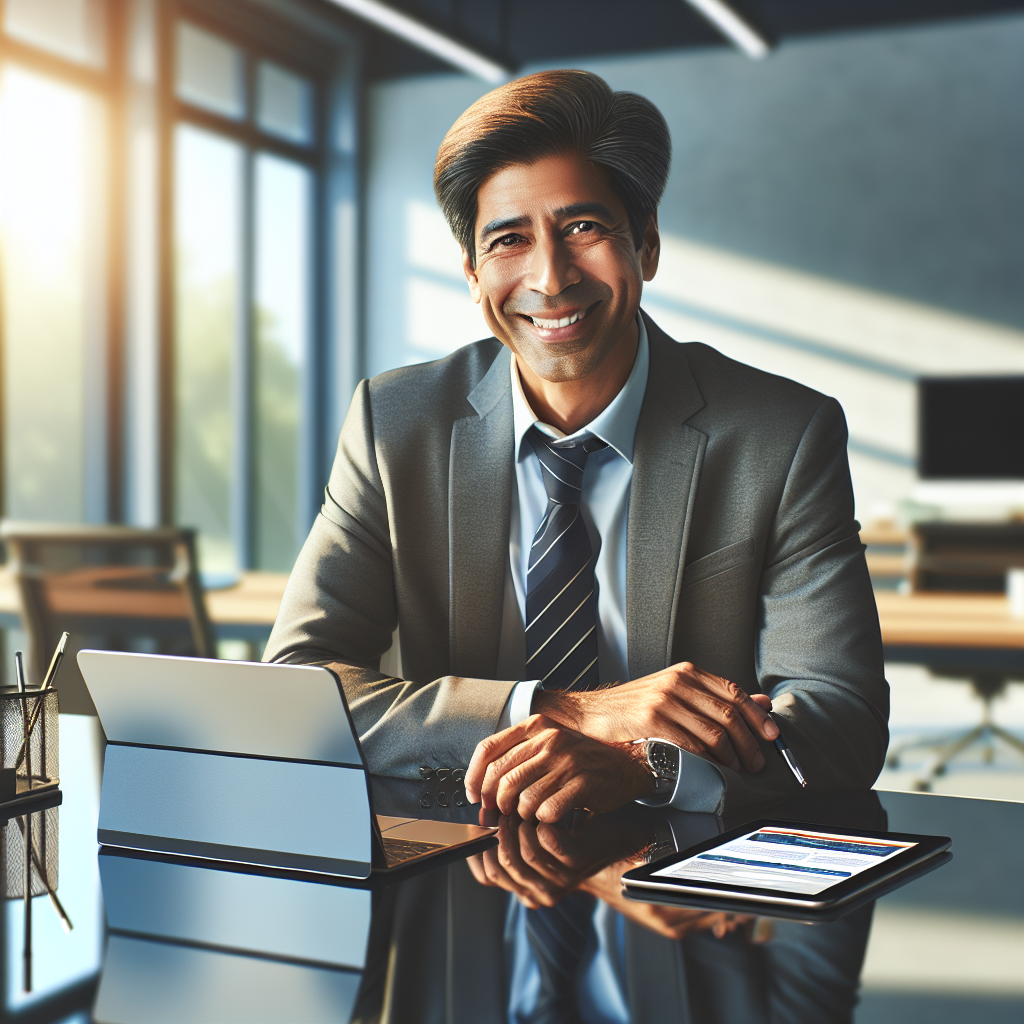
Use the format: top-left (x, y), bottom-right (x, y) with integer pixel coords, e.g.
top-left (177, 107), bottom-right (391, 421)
top-left (918, 376), bottom-right (1024, 479)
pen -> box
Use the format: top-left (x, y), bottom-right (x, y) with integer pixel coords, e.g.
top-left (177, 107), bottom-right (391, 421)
top-left (14, 633), bottom-right (68, 773)
top-left (770, 713), bottom-right (807, 788)
top-left (41, 631), bottom-right (69, 690)
top-left (15, 651), bottom-right (32, 791)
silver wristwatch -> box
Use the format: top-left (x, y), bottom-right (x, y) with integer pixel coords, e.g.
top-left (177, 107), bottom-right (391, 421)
top-left (632, 738), bottom-right (680, 791)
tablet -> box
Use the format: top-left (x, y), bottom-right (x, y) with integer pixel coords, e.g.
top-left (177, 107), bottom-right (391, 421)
top-left (622, 819), bottom-right (951, 911)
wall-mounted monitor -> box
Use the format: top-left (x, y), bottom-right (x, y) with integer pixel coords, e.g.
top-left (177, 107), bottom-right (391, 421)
top-left (918, 376), bottom-right (1024, 480)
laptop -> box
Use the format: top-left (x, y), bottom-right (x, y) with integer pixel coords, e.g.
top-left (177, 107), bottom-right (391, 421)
top-left (78, 650), bottom-right (496, 880)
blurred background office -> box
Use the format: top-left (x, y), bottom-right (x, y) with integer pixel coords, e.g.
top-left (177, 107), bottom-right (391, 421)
top-left (0, 0), bottom-right (1021, 790)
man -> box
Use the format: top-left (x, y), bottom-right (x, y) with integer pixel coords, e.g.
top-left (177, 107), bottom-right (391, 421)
top-left (266, 69), bottom-right (887, 1021)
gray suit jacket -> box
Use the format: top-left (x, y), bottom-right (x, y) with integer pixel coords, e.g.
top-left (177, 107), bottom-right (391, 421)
top-left (265, 312), bottom-right (888, 809)
top-left (266, 312), bottom-right (888, 1023)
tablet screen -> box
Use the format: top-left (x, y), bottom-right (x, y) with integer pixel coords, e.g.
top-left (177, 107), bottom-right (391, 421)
top-left (651, 825), bottom-right (918, 895)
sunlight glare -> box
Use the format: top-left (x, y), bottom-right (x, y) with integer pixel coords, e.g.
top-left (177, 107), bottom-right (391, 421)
top-left (0, 67), bottom-right (86, 279)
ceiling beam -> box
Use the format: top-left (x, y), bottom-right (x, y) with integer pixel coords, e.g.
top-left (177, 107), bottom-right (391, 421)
top-left (322, 0), bottom-right (513, 82)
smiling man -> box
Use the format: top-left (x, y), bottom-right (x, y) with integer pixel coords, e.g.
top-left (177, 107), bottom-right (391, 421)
top-left (265, 69), bottom-right (888, 1023)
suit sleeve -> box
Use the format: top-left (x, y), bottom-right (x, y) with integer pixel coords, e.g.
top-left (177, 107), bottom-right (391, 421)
top-left (263, 381), bottom-right (517, 777)
top-left (715, 397), bottom-right (889, 811)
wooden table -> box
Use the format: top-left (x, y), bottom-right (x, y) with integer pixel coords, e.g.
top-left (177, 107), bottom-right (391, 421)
top-left (0, 568), bottom-right (291, 641)
top-left (876, 591), bottom-right (1024, 650)
top-left (875, 590), bottom-right (1024, 676)
top-left (0, 566), bottom-right (1019, 665)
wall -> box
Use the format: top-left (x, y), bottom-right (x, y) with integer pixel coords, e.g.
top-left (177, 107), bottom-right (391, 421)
top-left (361, 13), bottom-right (1024, 519)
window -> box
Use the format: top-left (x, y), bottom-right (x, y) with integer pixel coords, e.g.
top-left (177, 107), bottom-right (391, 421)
top-left (0, 3), bottom-right (355, 581)
top-left (0, 0), bottom-right (112, 530)
top-left (0, 0), bottom-right (356, 1014)
top-left (172, 18), bottom-right (317, 574)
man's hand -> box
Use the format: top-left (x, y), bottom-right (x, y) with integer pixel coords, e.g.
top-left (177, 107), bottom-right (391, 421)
top-left (465, 714), bottom-right (653, 821)
top-left (533, 662), bottom-right (778, 774)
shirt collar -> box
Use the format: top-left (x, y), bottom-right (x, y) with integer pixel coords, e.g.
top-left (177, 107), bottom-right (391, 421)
top-left (510, 313), bottom-right (650, 465)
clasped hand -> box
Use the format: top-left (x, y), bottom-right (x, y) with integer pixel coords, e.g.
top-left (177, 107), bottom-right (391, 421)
top-left (466, 662), bottom-right (778, 820)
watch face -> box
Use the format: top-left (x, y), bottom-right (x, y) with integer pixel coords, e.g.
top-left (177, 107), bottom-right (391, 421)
top-left (648, 741), bottom-right (680, 782)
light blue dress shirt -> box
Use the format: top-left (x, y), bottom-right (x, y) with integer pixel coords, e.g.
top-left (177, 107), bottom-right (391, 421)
top-left (496, 315), bottom-right (726, 815)
top-left (495, 316), bottom-right (725, 1024)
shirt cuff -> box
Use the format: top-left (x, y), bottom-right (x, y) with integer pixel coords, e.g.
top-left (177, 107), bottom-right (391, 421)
top-left (636, 747), bottom-right (726, 815)
top-left (497, 679), bottom-right (542, 731)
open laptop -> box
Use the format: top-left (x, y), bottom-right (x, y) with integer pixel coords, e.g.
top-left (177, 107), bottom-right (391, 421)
top-left (78, 650), bottom-right (496, 879)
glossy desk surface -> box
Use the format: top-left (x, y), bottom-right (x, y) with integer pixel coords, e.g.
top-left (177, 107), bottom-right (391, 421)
top-left (4, 737), bottom-right (1022, 1024)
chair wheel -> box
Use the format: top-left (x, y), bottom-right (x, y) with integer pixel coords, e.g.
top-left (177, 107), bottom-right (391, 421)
top-left (912, 779), bottom-right (931, 792)
top-left (934, 765), bottom-right (946, 777)
top-left (886, 756), bottom-right (900, 769)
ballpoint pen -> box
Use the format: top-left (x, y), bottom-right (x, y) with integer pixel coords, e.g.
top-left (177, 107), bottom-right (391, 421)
top-left (770, 713), bottom-right (807, 788)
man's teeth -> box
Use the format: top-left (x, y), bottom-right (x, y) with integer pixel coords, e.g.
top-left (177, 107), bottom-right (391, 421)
top-left (531, 310), bottom-right (585, 329)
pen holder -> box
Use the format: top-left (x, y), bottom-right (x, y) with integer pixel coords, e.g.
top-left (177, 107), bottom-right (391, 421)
top-left (1, 804), bottom-right (58, 898)
top-left (0, 690), bottom-right (59, 806)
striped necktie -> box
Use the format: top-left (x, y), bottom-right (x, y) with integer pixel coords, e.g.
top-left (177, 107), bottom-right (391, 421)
top-left (522, 431), bottom-right (606, 1023)
top-left (525, 427), bottom-right (608, 692)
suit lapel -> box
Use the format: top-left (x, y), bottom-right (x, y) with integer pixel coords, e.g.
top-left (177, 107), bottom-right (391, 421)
top-left (449, 347), bottom-right (514, 679)
top-left (627, 315), bottom-right (707, 680)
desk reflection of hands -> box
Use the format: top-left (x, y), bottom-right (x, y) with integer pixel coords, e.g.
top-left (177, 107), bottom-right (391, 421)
top-left (466, 804), bottom-right (753, 942)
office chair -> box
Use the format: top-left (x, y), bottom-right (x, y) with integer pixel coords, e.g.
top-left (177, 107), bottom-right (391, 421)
top-left (1, 522), bottom-right (216, 715)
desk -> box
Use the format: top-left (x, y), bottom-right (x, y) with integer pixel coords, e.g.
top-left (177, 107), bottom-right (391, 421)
top-left (4, 717), bottom-right (1022, 1024)
top-left (0, 567), bottom-right (290, 641)
top-left (876, 590), bottom-right (1024, 671)
top-left (1, 567), bottom-right (1020, 650)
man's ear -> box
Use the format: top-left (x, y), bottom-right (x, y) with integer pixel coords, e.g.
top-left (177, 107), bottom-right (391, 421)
top-left (640, 213), bottom-right (660, 283)
top-left (462, 249), bottom-right (482, 303)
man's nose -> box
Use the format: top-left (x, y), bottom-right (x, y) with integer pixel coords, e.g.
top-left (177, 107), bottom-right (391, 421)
top-left (524, 234), bottom-right (580, 296)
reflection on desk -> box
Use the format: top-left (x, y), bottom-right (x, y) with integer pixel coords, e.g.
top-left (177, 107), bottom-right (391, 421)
top-left (5, 744), bottom-right (1013, 1024)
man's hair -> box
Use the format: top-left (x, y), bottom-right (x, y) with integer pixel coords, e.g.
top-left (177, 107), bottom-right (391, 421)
top-left (434, 70), bottom-right (671, 262)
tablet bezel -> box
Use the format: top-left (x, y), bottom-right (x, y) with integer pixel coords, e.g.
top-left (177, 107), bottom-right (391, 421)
top-left (621, 818), bottom-right (952, 909)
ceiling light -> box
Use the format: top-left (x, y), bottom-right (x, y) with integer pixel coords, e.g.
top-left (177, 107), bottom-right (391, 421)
top-left (684, 0), bottom-right (772, 59)
top-left (323, 0), bottom-right (512, 83)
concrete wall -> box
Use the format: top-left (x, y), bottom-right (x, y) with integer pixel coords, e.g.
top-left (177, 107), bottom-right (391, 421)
top-left (361, 13), bottom-right (1024, 518)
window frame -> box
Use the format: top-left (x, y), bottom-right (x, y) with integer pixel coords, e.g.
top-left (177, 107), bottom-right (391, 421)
top-left (0, 0), bottom-right (361, 574)
top-left (168, 6), bottom-right (328, 571)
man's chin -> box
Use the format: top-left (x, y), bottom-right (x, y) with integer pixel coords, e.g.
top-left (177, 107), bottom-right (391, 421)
top-left (513, 346), bottom-right (605, 385)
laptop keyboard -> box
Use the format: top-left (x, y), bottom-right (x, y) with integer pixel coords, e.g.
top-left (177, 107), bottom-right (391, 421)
top-left (383, 837), bottom-right (447, 867)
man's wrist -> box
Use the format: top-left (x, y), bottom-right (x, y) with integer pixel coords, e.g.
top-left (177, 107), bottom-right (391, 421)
top-left (532, 688), bottom-right (586, 731)
top-left (624, 741), bottom-right (658, 798)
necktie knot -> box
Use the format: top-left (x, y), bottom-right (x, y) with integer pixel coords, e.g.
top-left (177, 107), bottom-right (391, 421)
top-left (527, 427), bottom-right (608, 505)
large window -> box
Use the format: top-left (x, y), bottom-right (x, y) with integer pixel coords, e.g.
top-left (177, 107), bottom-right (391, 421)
top-left (0, 1), bottom-right (111, 527)
top-left (173, 18), bottom-right (316, 574)
top-left (0, 1), bottom-right (355, 579)
top-left (0, 1), bottom-right (354, 1015)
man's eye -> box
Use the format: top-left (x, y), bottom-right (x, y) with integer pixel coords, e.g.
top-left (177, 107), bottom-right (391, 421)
top-left (494, 233), bottom-right (524, 248)
top-left (569, 221), bottom-right (598, 236)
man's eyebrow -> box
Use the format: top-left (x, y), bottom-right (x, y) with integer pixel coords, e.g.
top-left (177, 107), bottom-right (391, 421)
top-left (555, 202), bottom-right (616, 221)
top-left (479, 214), bottom-right (530, 240)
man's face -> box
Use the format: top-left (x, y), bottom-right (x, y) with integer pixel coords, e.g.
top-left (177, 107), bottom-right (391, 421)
top-left (462, 153), bottom-right (659, 384)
